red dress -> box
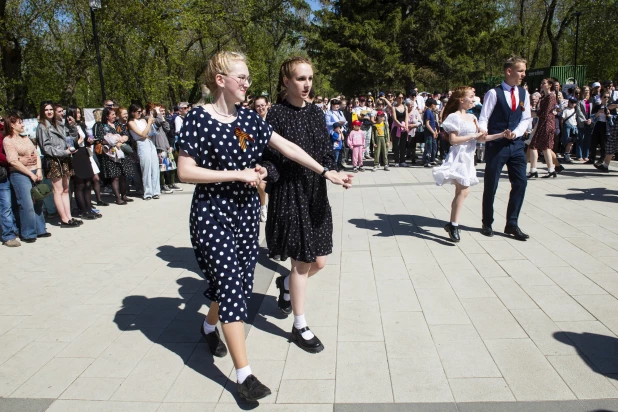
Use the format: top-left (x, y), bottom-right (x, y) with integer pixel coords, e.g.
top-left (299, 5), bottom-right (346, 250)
top-left (529, 93), bottom-right (556, 151)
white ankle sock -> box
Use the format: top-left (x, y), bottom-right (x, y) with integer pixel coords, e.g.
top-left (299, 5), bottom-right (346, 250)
top-left (283, 275), bottom-right (290, 301)
top-left (236, 365), bottom-right (252, 384)
top-left (548, 168), bottom-right (555, 173)
top-left (451, 222), bottom-right (458, 227)
top-left (530, 168), bottom-right (537, 173)
top-left (203, 319), bottom-right (216, 334)
top-left (294, 314), bottom-right (315, 339)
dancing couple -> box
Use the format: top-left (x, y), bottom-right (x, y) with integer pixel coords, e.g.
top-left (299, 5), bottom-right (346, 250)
top-left (434, 56), bottom-right (532, 243)
top-left (177, 52), bottom-right (352, 402)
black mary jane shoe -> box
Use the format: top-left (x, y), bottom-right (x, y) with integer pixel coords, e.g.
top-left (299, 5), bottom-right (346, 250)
top-left (70, 218), bottom-right (84, 226)
top-left (82, 212), bottom-right (97, 220)
top-left (275, 276), bottom-right (292, 315)
top-left (555, 164), bottom-right (565, 173)
top-left (237, 375), bottom-right (272, 402)
top-left (540, 171), bottom-right (557, 178)
top-left (96, 200), bottom-right (109, 206)
top-left (444, 223), bottom-right (460, 243)
top-left (60, 221), bottom-right (79, 228)
top-left (290, 326), bottom-right (324, 354)
top-left (200, 325), bottom-right (228, 358)
top-left (504, 225), bottom-right (529, 241)
top-left (526, 171), bottom-right (538, 179)
top-left (481, 224), bottom-right (494, 237)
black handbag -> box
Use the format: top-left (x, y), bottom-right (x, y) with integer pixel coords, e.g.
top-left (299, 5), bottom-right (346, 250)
top-left (0, 165), bottom-right (7, 182)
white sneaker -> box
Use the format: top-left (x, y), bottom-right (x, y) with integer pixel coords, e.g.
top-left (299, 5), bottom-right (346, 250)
top-left (260, 205), bottom-right (268, 222)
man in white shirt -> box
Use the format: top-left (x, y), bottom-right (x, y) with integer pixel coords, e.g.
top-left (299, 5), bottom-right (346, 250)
top-left (478, 56), bottom-right (532, 241)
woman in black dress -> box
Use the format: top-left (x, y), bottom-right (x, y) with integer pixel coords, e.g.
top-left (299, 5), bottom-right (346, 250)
top-left (177, 51), bottom-right (351, 402)
top-left (263, 57), bottom-right (354, 354)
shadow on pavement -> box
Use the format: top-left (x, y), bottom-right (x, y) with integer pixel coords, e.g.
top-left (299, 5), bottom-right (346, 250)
top-left (546, 188), bottom-right (618, 203)
top-left (554, 331), bottom-right (618, 382)
top-left (349, 213), bottom-right (455, 246)
top-left (113, 245), bottom-right (290, 408)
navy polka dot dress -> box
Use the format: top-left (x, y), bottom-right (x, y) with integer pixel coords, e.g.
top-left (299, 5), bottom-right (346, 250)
top-left (262, 99), bottom-right (335, 263)
top-left (178, 105), bottom-right (272, 323)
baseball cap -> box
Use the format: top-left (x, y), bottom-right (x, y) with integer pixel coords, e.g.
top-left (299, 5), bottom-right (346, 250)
top-left (425, 98), bottom-right (438, 106)
top-left (379, 92), bottom-right (385, 97)
top-left (376, 111), bottom-right (385, 116)
top-left (352, 120), bottom-right (362, 126)
top-left (603, 80), bottom-right (613, 87)
top-left (333, 122), bottom-right (342, 129)
top-left (591, 82), bottom-right (601, 88)
top-left (359, 96), bottom-right (366, 102)
top-left (568, 97), bottom-right (578, 104)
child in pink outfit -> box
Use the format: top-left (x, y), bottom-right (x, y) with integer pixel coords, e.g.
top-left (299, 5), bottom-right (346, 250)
top-left (347, 120), bottom-right (366, 172)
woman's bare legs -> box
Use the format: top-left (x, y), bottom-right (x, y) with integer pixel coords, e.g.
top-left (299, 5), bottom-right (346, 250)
top-left (529, 149), bottom-right (538, 170)
top-left (544, 148), bottom-right (554, 171)
top-left (450, 182), bottom-right (470, 224)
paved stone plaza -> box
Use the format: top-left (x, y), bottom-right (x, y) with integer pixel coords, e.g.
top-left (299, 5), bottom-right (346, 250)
top-left (1, 162), bottom-right (618, 412)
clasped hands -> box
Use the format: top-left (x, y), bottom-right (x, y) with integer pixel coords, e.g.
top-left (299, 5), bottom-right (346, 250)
top-left (239, 164), bottom-right (354, 190)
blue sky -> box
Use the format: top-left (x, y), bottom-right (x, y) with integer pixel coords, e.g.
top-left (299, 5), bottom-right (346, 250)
top-left (307, 0), bottom-right (322, 11)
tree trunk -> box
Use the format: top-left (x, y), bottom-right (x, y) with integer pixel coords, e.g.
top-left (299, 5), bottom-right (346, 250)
top-left (531, 6), bottom-right (548, 68)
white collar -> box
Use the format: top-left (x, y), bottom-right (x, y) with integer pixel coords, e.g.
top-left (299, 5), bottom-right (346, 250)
top-left (502, 82), bottom-right (517, 92)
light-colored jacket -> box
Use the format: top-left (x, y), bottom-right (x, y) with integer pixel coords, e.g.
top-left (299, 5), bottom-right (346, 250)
top-left (36, 120), bottom-right (77, 158)
top-left (575, 99), bottom-right (590, 128)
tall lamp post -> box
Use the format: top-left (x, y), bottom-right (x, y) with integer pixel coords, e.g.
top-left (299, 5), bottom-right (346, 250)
top-left (573, 11), bottom-right (582, 85)
top-left (90, 0), bottom-right (106, 101)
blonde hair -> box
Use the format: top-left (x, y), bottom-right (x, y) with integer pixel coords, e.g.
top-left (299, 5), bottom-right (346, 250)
top-left (204, 51), bottom-right (247, 94)
top-left (503, 55), bottom-right (527, 71)
top-left (93, 109), bottom-right (102, 123)
top-left (442, 86), bottom-right (474, 120)
top-left (276, 56), bottom-right (313, 104)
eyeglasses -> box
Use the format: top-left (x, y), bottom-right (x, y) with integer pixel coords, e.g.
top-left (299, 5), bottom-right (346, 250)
top-left (220, 73), bottom-right (252, 87)
top-left (180, 106), bottom-right (188, 110)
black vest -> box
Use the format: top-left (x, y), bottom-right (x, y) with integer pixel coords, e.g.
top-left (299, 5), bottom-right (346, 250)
top-left (487, 85), bottom-right (526, 136)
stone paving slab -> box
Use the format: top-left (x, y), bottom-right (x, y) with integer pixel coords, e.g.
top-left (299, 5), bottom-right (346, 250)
top-left (1, 162), bottom-right (618, 411)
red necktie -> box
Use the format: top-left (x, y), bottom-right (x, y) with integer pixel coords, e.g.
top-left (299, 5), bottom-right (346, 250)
top-left (511, 87), bottom-right (516, 112)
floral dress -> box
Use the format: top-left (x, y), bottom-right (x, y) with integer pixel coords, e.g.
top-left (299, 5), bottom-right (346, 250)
top-left (95, 123), bottom-right (134, 179)
top-left (178, 105), bottom-right (272, 323)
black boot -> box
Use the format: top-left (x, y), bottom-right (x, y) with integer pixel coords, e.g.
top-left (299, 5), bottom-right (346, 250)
top-left (237, 375), bottom-right (272, 402)
top-left (290, 326), bottom-right (324, 354)
top-left (200, 325), bottom-right (228, 357)
top-left (275, 276), bottom-right (292, 315)
top-left (444, 223), bottom-right (460, 242)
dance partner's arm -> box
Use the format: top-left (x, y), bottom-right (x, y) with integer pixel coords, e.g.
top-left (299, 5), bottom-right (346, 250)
top-left (176, 149), bottom-right (261, 186)
top-left (477, 89), bottom-right (497, 133)
top-left (511, 91), bottom-right (532, 138)
top-left (264, 132), bottom-right (353, 189)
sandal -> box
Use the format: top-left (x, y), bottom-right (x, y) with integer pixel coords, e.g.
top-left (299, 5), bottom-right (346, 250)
top-left (123, 197), bottom-right (134, 202)
top-left (115, 200), bottom-right (127, 205)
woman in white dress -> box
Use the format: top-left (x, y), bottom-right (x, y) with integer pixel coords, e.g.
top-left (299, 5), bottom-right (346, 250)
top-left (432, 87), bottom-right (507, 242)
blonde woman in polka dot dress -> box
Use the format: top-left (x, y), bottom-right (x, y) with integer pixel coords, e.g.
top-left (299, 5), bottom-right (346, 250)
top-left (177, 51), bottom-right (352, 402)
top-left (262, 57), bottom-right (355, 354)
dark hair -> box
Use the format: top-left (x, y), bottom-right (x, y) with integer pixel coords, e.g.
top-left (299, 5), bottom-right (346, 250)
top-left (38, 100), bottom-right (54, 128)
top-left (128, 104), bottom-right (143, 121)
top-left (66, 106), bottom-right (82, 123)
top-left (253, 96), bottom-right (269, 106)
top-left (276, 56), bottom-right (313, 104)
top-left (102, 107), bottom-right (116, 123)
top-left (3, 110), bottom-right (23, 136)
top-left (541, 78), bottom-right (556, 96)
top-left (331, 99), bottom-right (341, 105)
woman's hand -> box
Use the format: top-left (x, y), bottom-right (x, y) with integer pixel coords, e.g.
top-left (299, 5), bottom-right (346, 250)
top-left (66, 149), bottom-right (72, 155)
top-left (254, 164), bottom-right (268, 180)
top-left (324, 171), bottom-right (353, 189)
top-left (36, 170), bottom-right (43, 182)
top-left (29, 171), bottom-right (38, 183)
top-left (238, 168), bottom-right (261, 187)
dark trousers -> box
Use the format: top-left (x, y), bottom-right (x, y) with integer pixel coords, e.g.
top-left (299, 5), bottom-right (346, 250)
top-left (482, 139), bottom-right (527, 227)
top-left (423, 133), bottom-right (438, 164)
top-left (392, 131), bottom-right (408, 164)
top-left (589, 122), bottom-right (607, 162)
